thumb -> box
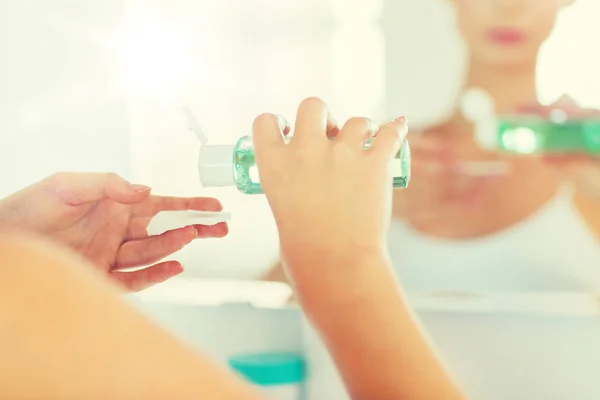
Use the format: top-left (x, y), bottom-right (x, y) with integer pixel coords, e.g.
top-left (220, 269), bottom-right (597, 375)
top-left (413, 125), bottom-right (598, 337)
top-left (48, 172), bottom-right (151, 206)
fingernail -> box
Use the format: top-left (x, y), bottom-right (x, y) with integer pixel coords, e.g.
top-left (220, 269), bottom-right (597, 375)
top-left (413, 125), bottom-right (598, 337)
top-left (215, 222), bottom-right (229, 235)
top-left (168, 262), bottom-right (184, 274)
top-left (186, 226), bottom-right (198, 238)
top-left (276, 114), bottom-right (290, 133)
top-left (129, 184), bottom-right (151, 193)
top-left (207, 199), bottom-right (224, 211)
top-left (395, 116), bottom-right (409, 131)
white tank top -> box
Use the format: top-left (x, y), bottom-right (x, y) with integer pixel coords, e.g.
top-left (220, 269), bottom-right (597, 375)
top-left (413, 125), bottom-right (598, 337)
top-left (388, 187), bottom-right (600, 291)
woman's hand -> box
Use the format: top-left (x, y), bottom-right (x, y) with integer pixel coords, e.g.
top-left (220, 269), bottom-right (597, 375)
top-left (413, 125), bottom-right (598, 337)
top-left (0, 172), bottom-right (228, 291)
top-left (544, 155), bottom-right (600, 199)
top-left (251, 98), bottom-right (464, 400)
top-left (517, 96), bottom-right (600, 200)
top-left (252, 97), bottom-right (406, 271)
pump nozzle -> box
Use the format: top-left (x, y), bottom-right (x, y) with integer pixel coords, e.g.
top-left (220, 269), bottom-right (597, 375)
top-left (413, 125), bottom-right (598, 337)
top-left (460, 88), bottom-right (498, 151)
top-left (183, 106), bottom-right (209, 145)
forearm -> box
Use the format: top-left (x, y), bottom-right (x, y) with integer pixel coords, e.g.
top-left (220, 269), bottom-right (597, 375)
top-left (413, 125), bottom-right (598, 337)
top-left (293, 256), bottom-right (465, 400)
top-left (0, 235), bottom-right (261, 400)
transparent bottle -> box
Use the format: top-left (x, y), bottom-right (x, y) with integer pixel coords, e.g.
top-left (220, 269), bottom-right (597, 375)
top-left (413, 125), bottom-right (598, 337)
top-left (199, 136), bottom-right (411, 194)
top-left (496, 113), bottom-right (600, 155)
top-left (462, 88), bottom-right (600, 155)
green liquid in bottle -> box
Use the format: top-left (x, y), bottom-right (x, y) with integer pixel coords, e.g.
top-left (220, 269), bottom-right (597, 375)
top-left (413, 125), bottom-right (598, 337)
top-left (233, 137), bottom-right (261, 195)
top-left (232, 136), bottom-right (411, 195)
top-left (497, 115), bottom-right (600, 155)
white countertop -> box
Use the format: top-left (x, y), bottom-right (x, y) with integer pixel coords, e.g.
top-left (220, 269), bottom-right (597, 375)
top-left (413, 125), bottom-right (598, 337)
top-left (131, 277), bottom-right (600, 316)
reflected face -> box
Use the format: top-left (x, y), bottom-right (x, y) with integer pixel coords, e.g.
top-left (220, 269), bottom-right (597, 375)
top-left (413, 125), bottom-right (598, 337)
top-left (453, 0), bottom-right (568, 67)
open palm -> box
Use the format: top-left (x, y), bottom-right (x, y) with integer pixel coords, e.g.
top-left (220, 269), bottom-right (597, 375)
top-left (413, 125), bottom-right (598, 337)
top-left (0, 172), bottom-right (228, 291)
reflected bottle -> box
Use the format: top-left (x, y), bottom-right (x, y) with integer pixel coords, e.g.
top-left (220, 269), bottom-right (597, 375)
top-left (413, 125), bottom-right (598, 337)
top-left (496, 113), bottom-right (600, 155)
top-left (198, 136), bottom-right (411, 194)
top-left (462, 88), bottom-right (600, 155)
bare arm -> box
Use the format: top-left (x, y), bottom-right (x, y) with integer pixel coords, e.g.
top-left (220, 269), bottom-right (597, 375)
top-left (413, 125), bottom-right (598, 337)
top-left (290, 254), bottom-right (465, 400)
top-left (251, 101), bottom-right (465, 400)
top-left (0, 234), bottom-right (262, 400)
top-left (267, 253), bottom-right (462, 399)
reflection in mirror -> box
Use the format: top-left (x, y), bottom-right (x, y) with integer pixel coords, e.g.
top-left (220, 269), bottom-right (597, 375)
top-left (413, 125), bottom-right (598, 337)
top-left (120, 0), bottom-right (600, 303)
top-left (382, 0), bottom-right (600, 295)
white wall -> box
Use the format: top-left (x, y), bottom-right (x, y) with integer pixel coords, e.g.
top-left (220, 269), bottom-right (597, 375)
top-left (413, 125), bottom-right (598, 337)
top-left (383, 0), bottom-right (463, 126)
top-left (0, 1), bottom-right (130, 198)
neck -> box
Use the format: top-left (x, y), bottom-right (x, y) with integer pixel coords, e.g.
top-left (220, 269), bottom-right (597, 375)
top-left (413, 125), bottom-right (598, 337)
top-left (463, 57), bottom-right (538, 114)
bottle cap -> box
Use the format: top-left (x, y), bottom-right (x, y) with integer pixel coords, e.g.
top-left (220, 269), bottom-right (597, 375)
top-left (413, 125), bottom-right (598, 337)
top-left (198, 145), bottom-right (235, 188)
top-left (228, 352), bottom-right (306, 387)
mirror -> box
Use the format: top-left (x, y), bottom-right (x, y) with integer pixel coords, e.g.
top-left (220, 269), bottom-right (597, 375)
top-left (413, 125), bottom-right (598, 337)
top-left (1, 0), bottom-right (599, 306)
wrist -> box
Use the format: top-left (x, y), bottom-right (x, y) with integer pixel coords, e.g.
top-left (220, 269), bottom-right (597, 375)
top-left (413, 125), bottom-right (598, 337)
top-left (283, 241), bottom-right (389, 273)
top-left (287, 251), bottom-right (396, 305)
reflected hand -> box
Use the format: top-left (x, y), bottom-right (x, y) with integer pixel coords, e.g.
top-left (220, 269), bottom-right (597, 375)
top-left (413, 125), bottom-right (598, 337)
top-left (545, 155), bottom-right (600, 199)
top-left (0, 172), bottom-right (228, 291)
top-left (252, 97), bottom-right (406, 269)
top-left (517, 95), bottom-right (600, 199)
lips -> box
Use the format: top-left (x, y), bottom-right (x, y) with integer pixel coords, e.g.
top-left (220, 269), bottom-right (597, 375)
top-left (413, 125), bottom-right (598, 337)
top-left (488, 28), bottom-right (526, 45)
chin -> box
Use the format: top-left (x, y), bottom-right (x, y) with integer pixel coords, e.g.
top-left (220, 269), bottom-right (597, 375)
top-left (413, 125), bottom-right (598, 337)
top-left (478, 50), bottom-right (538, 70)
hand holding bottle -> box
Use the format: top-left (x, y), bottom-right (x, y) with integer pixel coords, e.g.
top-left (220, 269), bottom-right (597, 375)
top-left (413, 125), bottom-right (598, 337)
top-left (516, 96), bottom-right (600, 199)
top-left (252, 98), bottom-right (465, 400)
top-left (252, 97), bottom-right (407, 272)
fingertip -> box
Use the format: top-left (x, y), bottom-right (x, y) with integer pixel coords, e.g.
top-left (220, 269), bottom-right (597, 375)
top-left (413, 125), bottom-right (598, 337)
top-left (215, 221), bottom-right (229, 237)
top-left (165, 260), bottom-right (184, 275)
top-left (145, 261), bottom-right (184, 287)
top-left (253, 112), bottom-right (277, 131)
top-left (294, 97), bottom-right (331, 143)
top-left (151, 260), bottom-right (184, 275)
top-left (204, 197), bottom-right (224, 212)
top-left (137, 262), bottom-right (183, 291)
top-left (394, 116), bottom-right (409, 139)
top-left (252, 113), bottom-right (285, 154)
top-left (192, 221), bottom-right (229, 238)
top-left (298, 97), bottom-right (328, 112)
top-left (183, 225), bottom-right (198, 239)
top-left (368, 116), bottom-right (410, 160)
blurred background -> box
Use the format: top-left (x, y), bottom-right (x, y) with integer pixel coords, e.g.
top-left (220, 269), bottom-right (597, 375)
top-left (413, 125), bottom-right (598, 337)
top-left (0, 0), bottom-right (599, 283)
